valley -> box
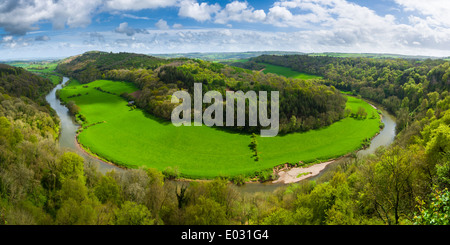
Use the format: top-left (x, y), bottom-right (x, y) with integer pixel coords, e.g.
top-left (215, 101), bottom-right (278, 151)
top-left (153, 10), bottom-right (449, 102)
top-left (57, 77), bottom-right (381, 179)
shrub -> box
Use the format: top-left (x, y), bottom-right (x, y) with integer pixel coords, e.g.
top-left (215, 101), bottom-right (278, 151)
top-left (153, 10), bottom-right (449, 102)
top-left (162, 166), bottom-right (180, 180)
top-left (257, 169), bottom-right (275, 182)
top-left (230, 175), bottom-right (246, 186)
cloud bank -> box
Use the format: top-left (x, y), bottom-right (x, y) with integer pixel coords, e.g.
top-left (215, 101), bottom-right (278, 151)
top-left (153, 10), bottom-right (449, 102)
top-left (1, 0), bottom-right (450, 59)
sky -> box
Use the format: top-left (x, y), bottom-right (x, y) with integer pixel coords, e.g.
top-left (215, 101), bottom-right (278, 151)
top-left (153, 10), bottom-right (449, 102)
top-left (1, 0), bottom-right (450, 60)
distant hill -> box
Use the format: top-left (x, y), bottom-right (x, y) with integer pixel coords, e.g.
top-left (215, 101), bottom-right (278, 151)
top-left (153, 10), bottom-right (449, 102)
top-left (151, 51), bottom-right (447, 61)
top-left (56, 51), bottom-right (170, 83)
top-left (151, 51), bottom-right (305, 61)
top-left (308, 52), bottom-right (444, 60)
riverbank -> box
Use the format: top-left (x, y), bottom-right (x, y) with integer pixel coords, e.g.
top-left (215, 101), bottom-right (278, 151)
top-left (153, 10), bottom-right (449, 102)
top-left (74, 131), bottom-right (126, 172)
top-left (270, 103), bottom-right (396, 185)
top-left (272, 160), bottom-right (336, 184)
top-left (50, 77), bottom-right (395, 189)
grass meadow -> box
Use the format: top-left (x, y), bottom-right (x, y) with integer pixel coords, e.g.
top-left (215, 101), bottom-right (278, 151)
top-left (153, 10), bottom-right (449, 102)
top-left (9, 61), bottom-right (62, 85)
top-left (260, 63), bottom-right (323, 80)
top-left (60, 79), bottom-right (380, 179)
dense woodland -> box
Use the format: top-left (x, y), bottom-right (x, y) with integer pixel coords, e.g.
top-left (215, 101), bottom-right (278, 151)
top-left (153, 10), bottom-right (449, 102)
top-left (57, 52), bottom-right (346, 134)
top-left (250, 55), bottom-right (450, 133)
top-left (0, 64), bottom-right (54, 106)
top-left (1, 52), bottom-right (450, 225)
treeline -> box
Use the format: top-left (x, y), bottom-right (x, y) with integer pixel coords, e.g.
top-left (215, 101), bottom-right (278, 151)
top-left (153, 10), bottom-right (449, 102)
top-left (56, 51), bottom-right (171, 83)
top-left (58, 52), bottom-right (347, 134)
top-left (251, 54), bottom-right (335, 75)
top-left (250, 55), bottom-right (450, 133)
top-left (220, 60), bottom-right (265, 71)
top-left (0, 64), bottom-right (54, 105)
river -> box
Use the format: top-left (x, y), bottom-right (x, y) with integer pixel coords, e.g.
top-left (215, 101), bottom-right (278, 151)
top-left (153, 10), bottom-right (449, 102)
top-left (46, 77), bottom-right (396, 191)
top-left (46, 77), bottom-right (121, 173)
top-left (238, 105), bottom-right (397, 193)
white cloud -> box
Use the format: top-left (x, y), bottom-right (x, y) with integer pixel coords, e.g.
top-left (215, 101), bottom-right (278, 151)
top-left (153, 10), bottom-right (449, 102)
top-left (257, 0), bottom-right (450, 54)
top-left (266, 5), bottom-right (294, 27)
top-left (0, 35), bottom-right (33, 49)
top-left (155, 19), bottom-right (170, 30)
top-left (0, 0), bottom-right (176, 35)
top-left (266, 0), bottom-right (391, 29)
top-left (173, 23), bottom-right (183, 29)
top-left (2, 36), bottom-right (13, 42)
top-left (394, 0), bottom-right (450, 27)
top-left (2, 0), bottom-right (450, 59)
top-left (215, 1), bottom-right (266, 24)
top-left (0, 0), bottom-right (101, 35)
top-left (122, 14), bottom-right (150, 20)
top-left (178, 0), bottom-right (221, 22)
top-left (104, 0), bottom-right (178, 11)
top-left (35, 35), bottom-right (51, 41)
top-left (115, 22), bottom-right (145, 36)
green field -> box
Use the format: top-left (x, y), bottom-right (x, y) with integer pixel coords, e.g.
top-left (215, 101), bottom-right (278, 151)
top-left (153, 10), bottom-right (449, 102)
top-left (60, 79), bottom-right (380, 179)
top-left (8, 61), bottom-right (61, 85)
top-left (260, 63), bottom-right (323, 80)
top-left (8, 61), bottom-right (58, 73)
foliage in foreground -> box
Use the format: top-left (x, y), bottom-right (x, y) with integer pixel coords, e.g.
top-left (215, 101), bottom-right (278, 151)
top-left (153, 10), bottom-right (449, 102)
top-left (1, 55), bottom-right (450, 225)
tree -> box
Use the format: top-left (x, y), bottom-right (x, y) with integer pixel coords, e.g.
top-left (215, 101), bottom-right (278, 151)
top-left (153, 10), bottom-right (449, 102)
top-left (414, 188), bottom-right (450, 225)
top-left (356, 106), bottom-right (367, 119)
top-left (425, 124), bottom-right (450, 164)
top-left (145, 168), bottom-right (167, 223)
top-left (249, 133), bottom-right (259, 161)
top-left (363, 146), bottom-right (418, 224)
top-left (184, 196), bottom-right (228, 225)
top-left (55, 179), bottom-right (98, 225)
top-left (94, 175), bottom-right (121, 206)
top-left (261, 208), bottom-right (297, 225)
top-left (56, 198), bottom-right (98, 225)
top-left (114, 201), bottom-right (154, 225)
top-left (176, 184), bottom-right (189, 209)
top-left (66, 101), bottom-right (80, 115)
top-left (289, 115), bottom-right (297, 131)
top-left (119, 169), bottom-right (149, 204)
top-left (57, 152), bottom-right (85, 185)
top-left (162, 166), bottom-right (180, 180)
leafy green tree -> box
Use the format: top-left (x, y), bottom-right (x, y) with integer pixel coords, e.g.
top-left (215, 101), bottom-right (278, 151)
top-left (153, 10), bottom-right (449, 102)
top-left (114, 201), bottom-right (154, 225)
top-left (57, 152), bottom-right (85, 185)
top-left (261, 208), bottom-right (297, 225)
top-left (55, 179), bottom-right (98, 225)
top-left (66, 101), bottom-right (80, 115)
top-left (289, 115), bottom-right (297, 131)
top-left (414, 188), bottom-right (450, 225)
top-left (425, 124), bottom-right (450, 164)
top-left (436, 152), bottom-right (450, 189)
top-left (94, 175), bottom-right (121, 206)
top-left (145, 168), bottom-right (166, 223)
top-left (356, 106), bottom-right (367, 119)
top-left (185, 196), bottom-right (228, 225)
top-left (162, 166), bottom-right (180, 180)
top-left (363, 146), bottom-right (418, 224)
top-left (0, 116), bottom-right (11, 139)
top-left (249, 133), bottom-right (259, 161)
top-left (56, 198), bottom-right (97, 225)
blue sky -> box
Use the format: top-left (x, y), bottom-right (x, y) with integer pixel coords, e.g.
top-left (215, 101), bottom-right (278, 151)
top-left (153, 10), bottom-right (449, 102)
top-left (1, 0), bottom-right (450, 59)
